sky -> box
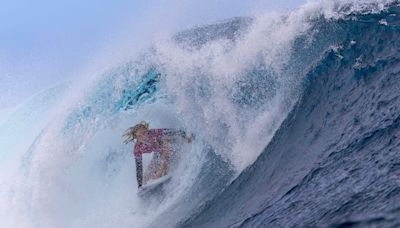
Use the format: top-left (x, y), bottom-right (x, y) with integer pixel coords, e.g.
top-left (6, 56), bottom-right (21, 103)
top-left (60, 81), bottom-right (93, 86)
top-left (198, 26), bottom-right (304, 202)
top-left (0, 0), bottom-right (306, 113)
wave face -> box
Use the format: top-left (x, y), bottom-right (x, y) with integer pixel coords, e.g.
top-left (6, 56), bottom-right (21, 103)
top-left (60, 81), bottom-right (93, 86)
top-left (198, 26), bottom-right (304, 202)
top-left (1, 1), bottom-right (399, 227)
top-left (182, 3), bottom-right (400, 228)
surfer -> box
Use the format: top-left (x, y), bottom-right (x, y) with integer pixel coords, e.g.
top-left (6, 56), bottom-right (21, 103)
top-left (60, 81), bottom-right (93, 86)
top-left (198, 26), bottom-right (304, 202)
top-left (123, 121), bottom-right (192, 188)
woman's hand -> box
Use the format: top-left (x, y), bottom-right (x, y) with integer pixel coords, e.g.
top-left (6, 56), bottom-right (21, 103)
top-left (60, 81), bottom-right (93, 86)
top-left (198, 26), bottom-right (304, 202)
top-left (186, 134), bottom-right (193, 143)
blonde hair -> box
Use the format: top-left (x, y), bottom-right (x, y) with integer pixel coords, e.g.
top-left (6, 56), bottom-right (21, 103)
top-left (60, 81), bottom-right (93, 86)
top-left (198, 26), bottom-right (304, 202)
top-left (122, 121), bottom-right (149, 144)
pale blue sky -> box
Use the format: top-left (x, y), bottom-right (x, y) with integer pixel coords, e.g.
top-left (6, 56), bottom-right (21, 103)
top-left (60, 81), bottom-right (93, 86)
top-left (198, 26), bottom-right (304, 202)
top-left (0, 0), bottom-right (306, 111)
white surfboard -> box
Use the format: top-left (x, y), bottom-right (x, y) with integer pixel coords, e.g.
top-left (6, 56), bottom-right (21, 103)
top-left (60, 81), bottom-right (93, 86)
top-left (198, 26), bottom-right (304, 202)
top-left (138, 175), bottom-right (171, 196)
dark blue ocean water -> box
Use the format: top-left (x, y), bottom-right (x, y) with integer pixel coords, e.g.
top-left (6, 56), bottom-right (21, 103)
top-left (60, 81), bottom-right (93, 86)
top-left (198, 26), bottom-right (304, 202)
top-left (182, 3), bottom-right (400, 228)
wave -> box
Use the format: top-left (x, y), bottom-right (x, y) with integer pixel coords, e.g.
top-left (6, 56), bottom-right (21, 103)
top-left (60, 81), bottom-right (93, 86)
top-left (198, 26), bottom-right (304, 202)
top-left (1, 0), bottom-right (399, 227)
top-left (182, 2), bottom-right (400, 227)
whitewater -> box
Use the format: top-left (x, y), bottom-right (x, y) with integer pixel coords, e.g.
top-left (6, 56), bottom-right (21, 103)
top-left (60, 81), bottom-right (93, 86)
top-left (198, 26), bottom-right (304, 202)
top-left (1, 0), bottom-right (399, 227)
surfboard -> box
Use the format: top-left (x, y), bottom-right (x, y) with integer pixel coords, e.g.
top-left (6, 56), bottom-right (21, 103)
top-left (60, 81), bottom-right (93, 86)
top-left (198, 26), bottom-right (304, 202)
top-left (138, 175), bottom-right (171, 196)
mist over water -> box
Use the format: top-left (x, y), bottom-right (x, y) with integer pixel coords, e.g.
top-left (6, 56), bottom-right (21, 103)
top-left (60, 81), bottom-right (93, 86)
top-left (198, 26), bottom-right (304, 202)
top-left (0, 0), bottom-right (398, 227)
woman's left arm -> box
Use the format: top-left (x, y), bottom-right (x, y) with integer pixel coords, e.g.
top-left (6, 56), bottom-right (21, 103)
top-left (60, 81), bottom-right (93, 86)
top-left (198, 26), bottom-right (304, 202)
top-left (164, 129), bottom-right (193, 143)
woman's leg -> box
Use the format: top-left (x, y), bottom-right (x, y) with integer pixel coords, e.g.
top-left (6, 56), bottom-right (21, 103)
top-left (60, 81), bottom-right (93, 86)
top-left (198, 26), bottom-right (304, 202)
top-left (143, 141), bottom-right (172, 183)
top-left (135, 157), bottom-right (143, 188)
top-left (143, 155), bottom-right (158, 184)
top-left (158, 140), bottom-right (170, 177)
top-left (143, 150), bottom-right (165, 183)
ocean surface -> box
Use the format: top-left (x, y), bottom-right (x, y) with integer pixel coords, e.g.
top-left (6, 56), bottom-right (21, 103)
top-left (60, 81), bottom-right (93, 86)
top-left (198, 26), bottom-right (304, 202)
top-left (0, 1), bottom-right (399, 227)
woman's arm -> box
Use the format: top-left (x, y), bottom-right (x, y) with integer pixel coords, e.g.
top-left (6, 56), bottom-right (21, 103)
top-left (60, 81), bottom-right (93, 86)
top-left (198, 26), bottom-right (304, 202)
top-left (163, 129), bottom-right (193, 143)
